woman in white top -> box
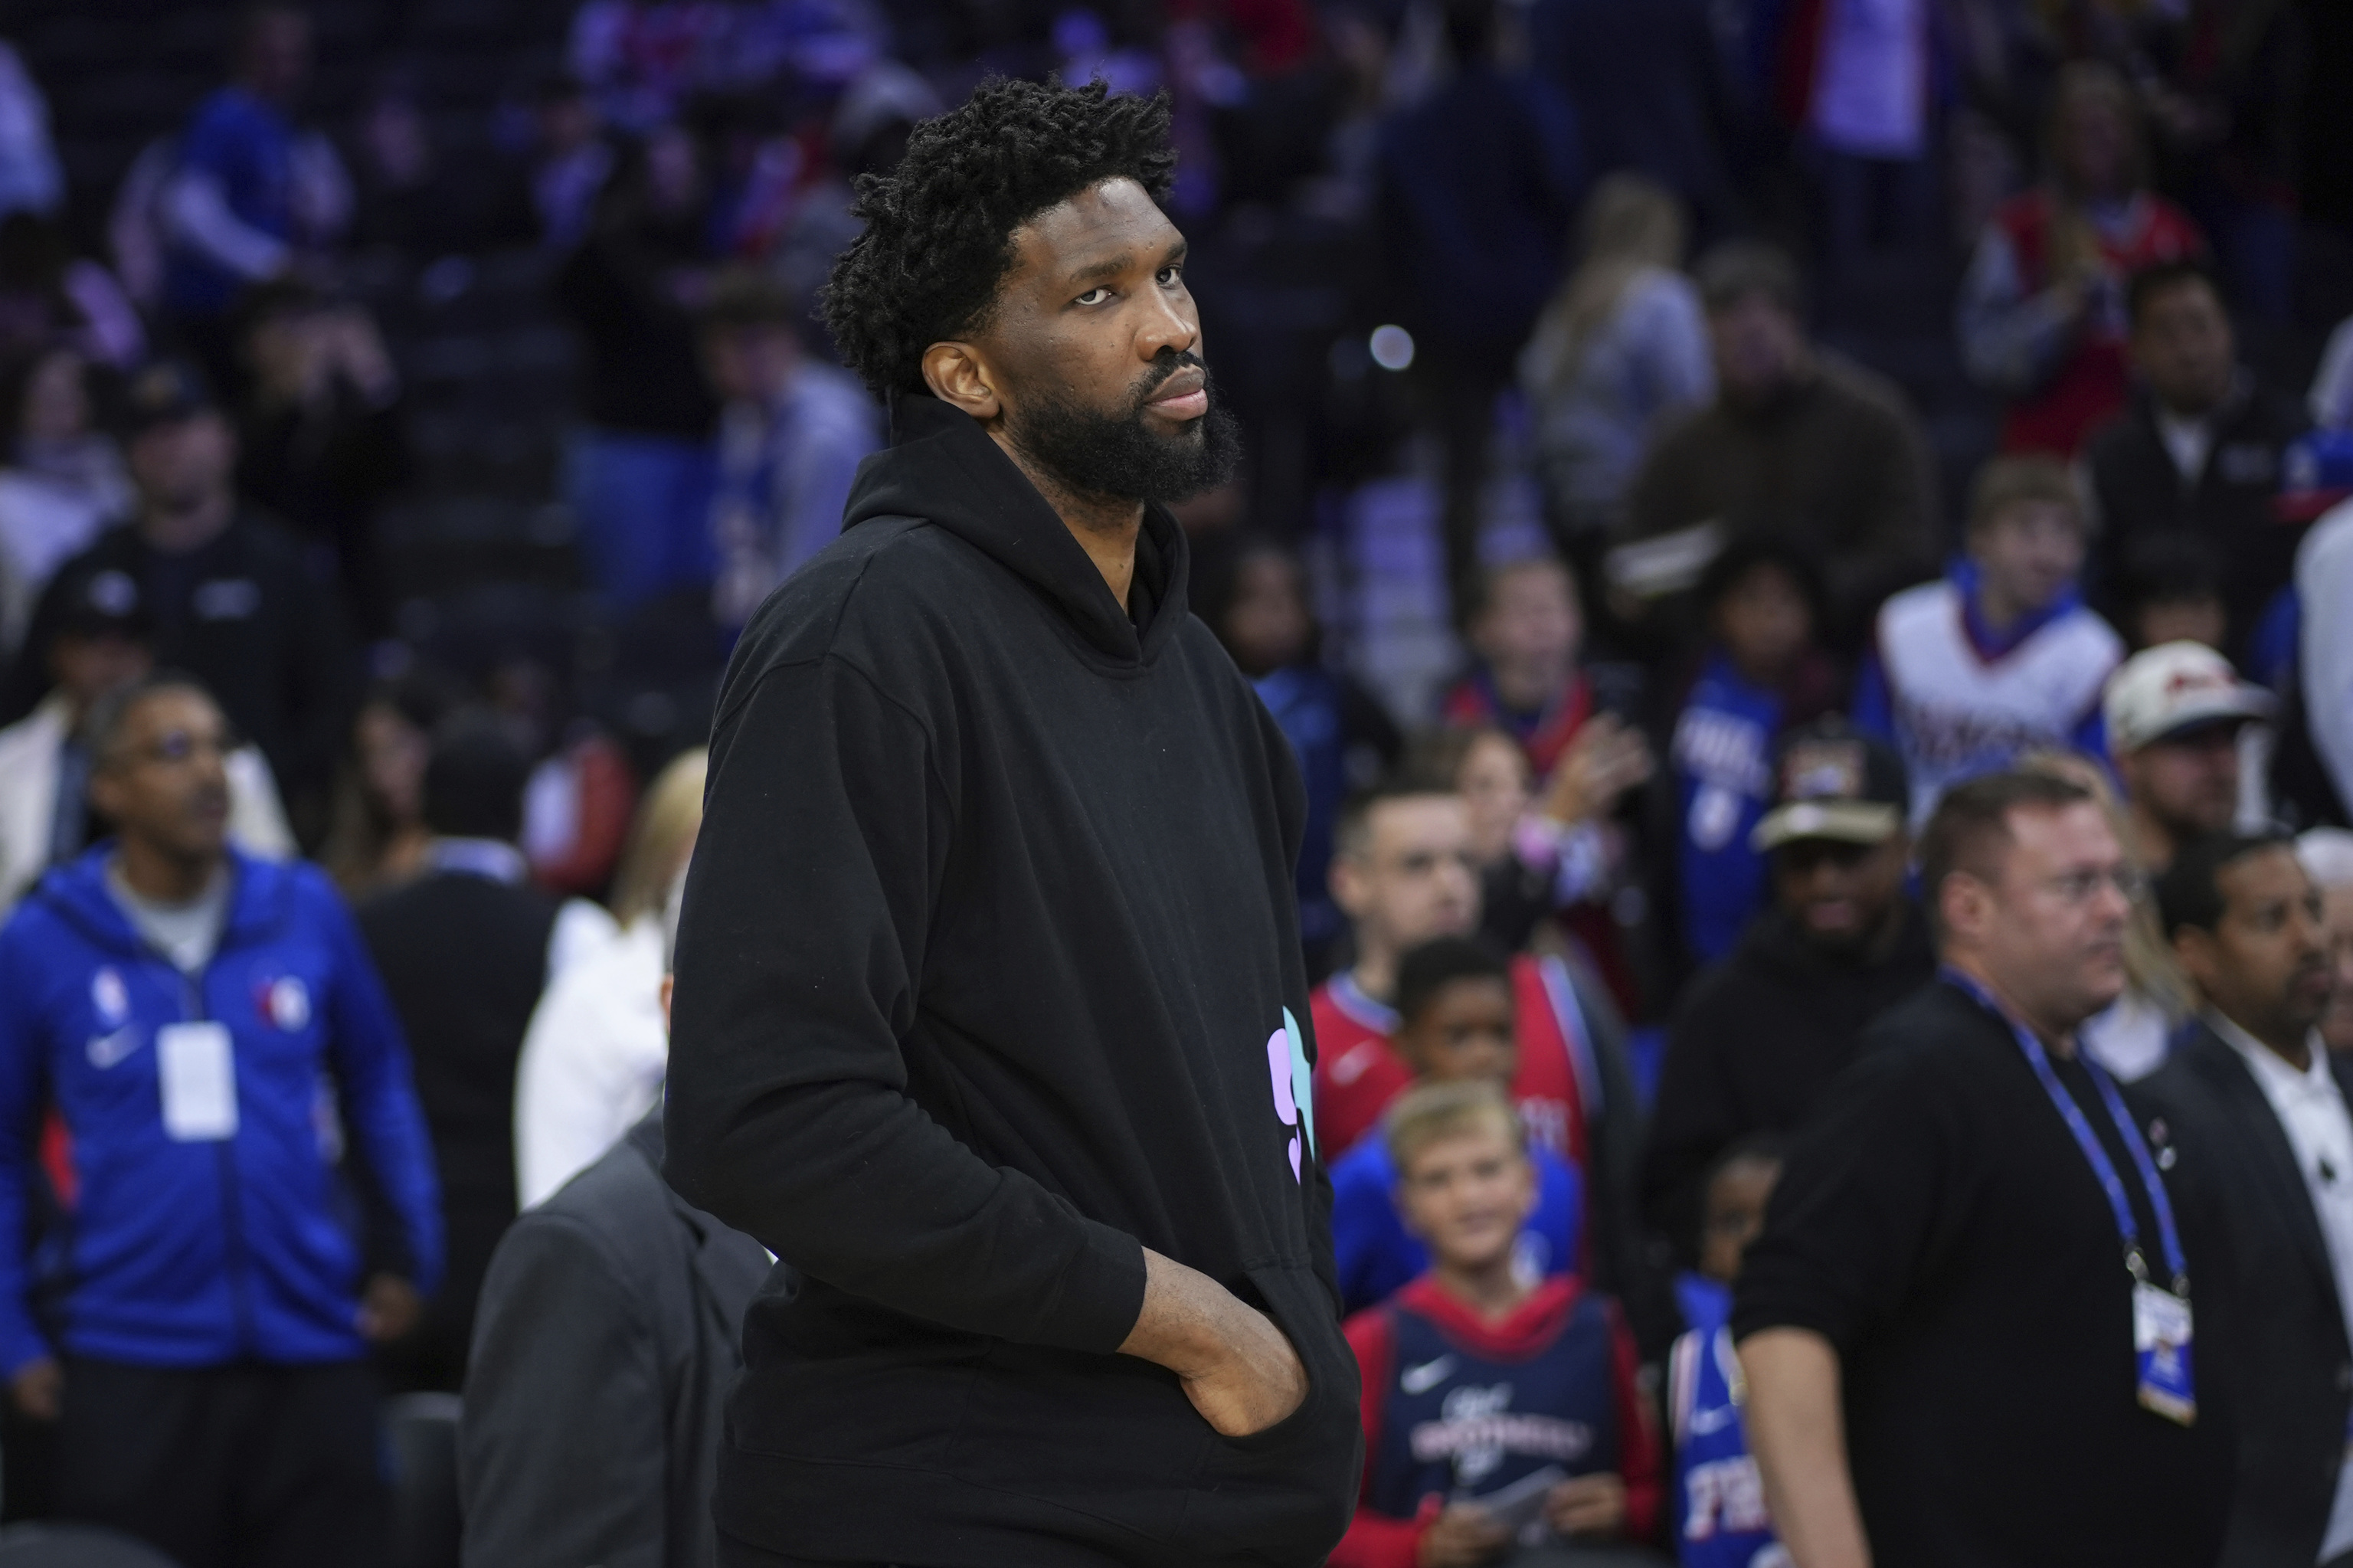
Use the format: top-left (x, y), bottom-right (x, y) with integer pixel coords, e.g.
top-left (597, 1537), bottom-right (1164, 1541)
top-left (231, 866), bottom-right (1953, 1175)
top-left (1519, 173), bottom-right (1714, 543)
top-left (512, 746), bottom-right (705, 1207)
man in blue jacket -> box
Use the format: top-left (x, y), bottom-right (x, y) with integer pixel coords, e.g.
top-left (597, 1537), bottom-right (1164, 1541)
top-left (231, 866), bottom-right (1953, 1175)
top-left (0, 671), bottom-right (440, 1568)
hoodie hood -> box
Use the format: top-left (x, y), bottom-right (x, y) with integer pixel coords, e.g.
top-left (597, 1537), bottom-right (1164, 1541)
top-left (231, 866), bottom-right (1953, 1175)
top-left (841, 393), bottom-right (1192, 665)
top-left (33, 843), bottom-right (290, 962)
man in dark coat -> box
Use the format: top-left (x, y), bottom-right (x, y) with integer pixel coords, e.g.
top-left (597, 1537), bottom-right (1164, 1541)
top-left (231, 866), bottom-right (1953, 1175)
top-left (2140, 833), bottom-right (2353, 1567)
top-left (359, 714), bottom-right (558, 1392)
top-left (2084, 262), bottom-right (2311, 655)
top-left (461, 1103), bottom-right (769, 1568)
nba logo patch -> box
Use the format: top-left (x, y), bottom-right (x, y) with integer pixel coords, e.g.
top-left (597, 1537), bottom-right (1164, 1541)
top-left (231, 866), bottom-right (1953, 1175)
top-left (90, 968), bottom-right (129, 1027)
top-left (259, 977), bottom-right (311, 1032)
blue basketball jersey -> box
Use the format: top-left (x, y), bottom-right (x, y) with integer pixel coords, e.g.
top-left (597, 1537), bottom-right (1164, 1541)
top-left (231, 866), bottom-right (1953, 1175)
top-left (1667, 1324), bottom-right (1788, 1568)
top-left (1366, 1282), bottom-right (1622, 1517)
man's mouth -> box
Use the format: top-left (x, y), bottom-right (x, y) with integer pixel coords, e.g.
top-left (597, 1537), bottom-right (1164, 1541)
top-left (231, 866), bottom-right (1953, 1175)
top-left (1142, 366), bottom-right (1208, 421)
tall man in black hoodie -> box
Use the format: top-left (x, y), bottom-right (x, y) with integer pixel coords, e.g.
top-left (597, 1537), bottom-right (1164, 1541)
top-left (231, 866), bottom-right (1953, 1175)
top-left (663, 80), bottom-right (1362, 1567)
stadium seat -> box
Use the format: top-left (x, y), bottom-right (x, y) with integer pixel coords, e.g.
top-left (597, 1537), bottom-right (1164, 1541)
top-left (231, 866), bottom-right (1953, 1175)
top-left (0, 1524), bottom-right (182, 1567)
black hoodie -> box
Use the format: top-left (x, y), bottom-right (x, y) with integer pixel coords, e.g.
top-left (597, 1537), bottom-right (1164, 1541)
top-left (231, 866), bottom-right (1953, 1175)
top-left (664, 394), bottom-right (1362, 1566)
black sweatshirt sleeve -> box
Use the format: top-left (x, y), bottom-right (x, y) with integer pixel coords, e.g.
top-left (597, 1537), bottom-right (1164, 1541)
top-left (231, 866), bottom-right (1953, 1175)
top-left (662, 654), bottom-right (1148, 1354)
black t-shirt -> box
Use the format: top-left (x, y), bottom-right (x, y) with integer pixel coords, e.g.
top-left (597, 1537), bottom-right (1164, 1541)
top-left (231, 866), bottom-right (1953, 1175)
top-left (1733, 980), bottom-right (2232, 1568)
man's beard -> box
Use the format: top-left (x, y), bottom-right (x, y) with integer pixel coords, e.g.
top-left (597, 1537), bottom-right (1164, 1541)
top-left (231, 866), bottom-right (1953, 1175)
top-left (1006, 353), bottom-right (1242, 508)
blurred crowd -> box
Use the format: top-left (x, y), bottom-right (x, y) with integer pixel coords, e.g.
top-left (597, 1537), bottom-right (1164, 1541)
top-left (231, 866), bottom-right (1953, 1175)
top-left (0, 0), bottom-right (2347, 1563)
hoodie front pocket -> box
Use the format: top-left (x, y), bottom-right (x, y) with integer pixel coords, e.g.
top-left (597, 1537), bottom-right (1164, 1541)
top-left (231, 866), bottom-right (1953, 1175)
top-left (1181, 1263), bottom-right (1363, 1563)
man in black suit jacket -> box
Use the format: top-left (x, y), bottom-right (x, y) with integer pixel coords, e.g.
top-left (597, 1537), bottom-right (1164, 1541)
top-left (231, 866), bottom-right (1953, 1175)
top-left (360, 713), bottom-right (559, 1391)
top-left (2142, 833), bottom-right (2353, 1567)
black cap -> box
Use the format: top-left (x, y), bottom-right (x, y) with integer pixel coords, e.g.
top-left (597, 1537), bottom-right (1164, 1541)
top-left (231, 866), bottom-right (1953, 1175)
top-left (1750, 718), bottom-right (1910, 851)
top-left (53, 566), bottom-right (155, 642)
top-left (115, 358), bottom-right (215, 440)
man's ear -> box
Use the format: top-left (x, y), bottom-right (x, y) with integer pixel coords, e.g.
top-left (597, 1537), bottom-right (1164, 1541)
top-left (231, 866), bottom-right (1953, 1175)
top-left (1328, 852), bottom-right (1367, 921)
top-left (1939, 871), bottom-right (1991, 947)
top-left (86, 765), bottom-right (123, 828)
top-left (921, 341), bottom-right (1001, 423)
top-left (2171, 927), bottom-right (2218, 996)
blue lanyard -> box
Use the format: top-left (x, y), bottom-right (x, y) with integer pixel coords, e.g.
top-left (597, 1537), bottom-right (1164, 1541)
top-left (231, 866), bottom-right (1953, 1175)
top-left (1942, 968), bottom-right (2190, 1296)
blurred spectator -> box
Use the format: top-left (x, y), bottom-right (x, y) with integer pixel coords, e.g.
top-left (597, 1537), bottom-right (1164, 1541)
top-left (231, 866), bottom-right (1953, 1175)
top-left (1309, 780), bottom-right (1650, 1312)
top-left (1372, 0), bottom-right (1582, 611)
top-left (2315, 313), bottom-right (2353, 434)
top-left (491, 655), bottom-right (638, 902)
top-left (344, 70), bottom-right (459, 257)
top-left (158, 5), bottom-right (352, 381)
top-left (1199, 535), bottom-right (1401, 965)
top-left (321, 673), bottom-right (452, 899)
top-left (1957, 63), bottom-right (2203, 458)
top-left (0, 41), bottom-right (61, 221)
top-left (555, 126), bottom-right (722, 609)
top-left (0, 213), bottom-right (146, 373)
top-left (2142, 834), bottom-right (2352, 1567)
top-left (1415, 721), bottom-right (1643, 961)
top-left (1642, 719), bottom-right (1930, 1260)
top-left (2016, 747), bottom-right (2191, 1082)
top-left (359, 713), bottom-right (561, 1393)
top-left (764, 62), bottom-right (940, 312)
top-left (465, 1102), bottom-right (767, 1568)
top-left (0, 571), bottom-right (293, 913)
top-left (1619, 241), bottom-right (1936, 653)
top-left (513, 747), bottom-right (705, 1210)
top-left (2083, 260), bottom-right (2309, 654)
top-left (567, 0), bottom-right (729, 136)
top-left (522, 74), bottom-right (614, 252)
top-left (2108, 533), bottom-right (2229, 653)
top-left (1788, 0), bottom-right (1936, 273)
top-left (0, 349), bottom-right (132, 656)
top-left (2296, 498), bottom-right (2353, 822)
top-left (699, 268), bottom-right (879, 632)
top-left (463, 863), bottom-right (767, 1568)
top-left (233, 282), bottom-right (411, 643)
top-left (2299, 828), bottom-right (2353, 1055)
top-left (1856, 457), bottom-right (2122, 821)
top-left (1327, 937), bottom-right (1587, 1317)
top-left (1442, 556), bottom-right (1619, 781)
top-left (1736, 771), bottom-right (2233, 1567)
top-left (0, 673), bottom-right (440, 1568)
top-left (1, 361), bottom-right (355, 829)
top-left (1334, 1081), bottom-right (1661, 1565)
top-left (1520, 175), bottom-right (1714, 549)
top-left (1667, 536), bottom-right (1841, 965)
top-left (1665, 1139), bottom-right (1786, 1568)
top-left (1527, 0), bottom-right (1737, 240)
top-left (2105, 640), bottom-right (2276, 873)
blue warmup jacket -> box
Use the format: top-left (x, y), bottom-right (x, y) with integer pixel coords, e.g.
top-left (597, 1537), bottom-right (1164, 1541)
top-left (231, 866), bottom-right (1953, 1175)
top-left (0, 846), bottom-right (442, 1377)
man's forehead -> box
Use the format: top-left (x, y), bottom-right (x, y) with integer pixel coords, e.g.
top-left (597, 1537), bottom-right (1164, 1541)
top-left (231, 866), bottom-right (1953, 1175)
top-left (1008, 178), bottom-right (1180, 280)
top-left (1372, 794), bottom-right (1468, 848)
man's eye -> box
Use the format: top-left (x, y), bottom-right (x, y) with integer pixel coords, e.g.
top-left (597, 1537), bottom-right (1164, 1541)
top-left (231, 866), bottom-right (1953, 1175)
top-left (1075, 287), bottom-right (1110, 306)
top-left (1157, 265), bottom-right (1182, 286)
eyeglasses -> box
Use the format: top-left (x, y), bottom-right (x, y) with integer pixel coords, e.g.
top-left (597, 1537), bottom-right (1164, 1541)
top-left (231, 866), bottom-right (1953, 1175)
top-left (2041, 867), bottom-right (2148, 906)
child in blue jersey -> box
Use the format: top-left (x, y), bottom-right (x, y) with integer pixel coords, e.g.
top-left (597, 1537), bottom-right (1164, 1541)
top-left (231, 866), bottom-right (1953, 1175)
top-left (1671, 538), bottom-right (1841, 965)
top-left (1328, 938), bottom-right (1587, 1315)
top-left (1669, 1138), bottom-right (1788, 1568)
top-left (1335, 1082), bottom-right (1661, 1567)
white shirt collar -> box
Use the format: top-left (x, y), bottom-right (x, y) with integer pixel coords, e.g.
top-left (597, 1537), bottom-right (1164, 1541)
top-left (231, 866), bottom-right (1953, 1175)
top-left (2206, 1009), bottom-right (2335, 1100)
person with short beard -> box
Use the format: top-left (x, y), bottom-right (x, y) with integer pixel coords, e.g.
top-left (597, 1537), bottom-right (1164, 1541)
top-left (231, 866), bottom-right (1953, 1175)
top-left (2139, 835), bottom-right (2353, 1567)
top-left (1641, 720), bottom-right (1932, 1262)
top-left (2104, 640), bottom-right (2277, 873)
top-left (662, 81), bottom-right (1357, 1566)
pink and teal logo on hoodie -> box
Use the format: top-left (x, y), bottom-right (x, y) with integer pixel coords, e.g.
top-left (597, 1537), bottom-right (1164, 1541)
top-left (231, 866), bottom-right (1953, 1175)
top-left (1267, 1007), bottom-right (1317, 1182)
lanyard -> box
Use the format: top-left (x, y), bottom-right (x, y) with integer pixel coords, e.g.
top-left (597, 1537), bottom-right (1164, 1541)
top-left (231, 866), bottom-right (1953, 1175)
top-left (1942, 968), bottom-right (2190, 1296)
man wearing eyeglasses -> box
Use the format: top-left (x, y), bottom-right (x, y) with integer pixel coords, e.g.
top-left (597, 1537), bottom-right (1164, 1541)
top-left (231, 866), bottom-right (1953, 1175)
top-left (1734, 770), bottom-right (2233, 1568)
top-left (1643, 719), bottom-right (1934, 1273)
top-left (0, 673), bottom-right (440, 1568)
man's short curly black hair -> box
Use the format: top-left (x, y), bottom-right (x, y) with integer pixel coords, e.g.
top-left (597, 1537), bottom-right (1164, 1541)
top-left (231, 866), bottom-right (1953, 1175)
top-left (820, 78), bottom-right (1178, 401)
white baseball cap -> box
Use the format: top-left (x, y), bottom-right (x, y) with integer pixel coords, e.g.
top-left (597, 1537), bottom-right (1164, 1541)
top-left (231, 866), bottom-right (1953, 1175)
top-left (2103, 641), bottom-right (2277, 754)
